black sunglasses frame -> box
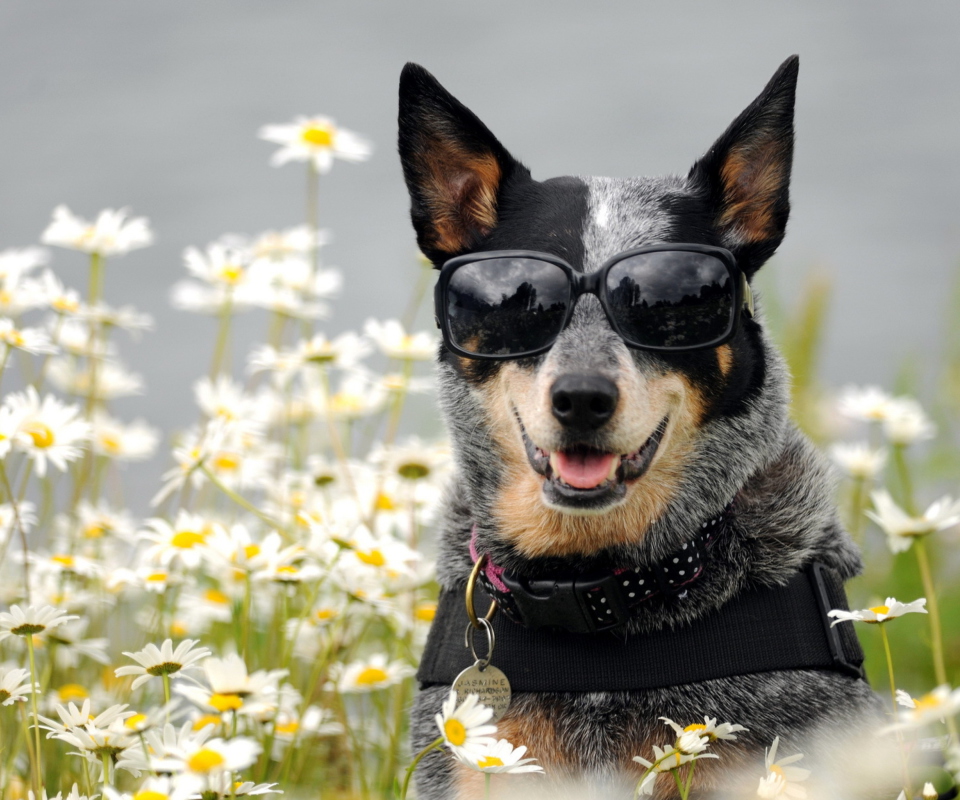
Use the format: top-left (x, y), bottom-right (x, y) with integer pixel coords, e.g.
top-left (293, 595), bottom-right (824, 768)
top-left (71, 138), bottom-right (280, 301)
top-left (434, 243), bottom-right (754, 361)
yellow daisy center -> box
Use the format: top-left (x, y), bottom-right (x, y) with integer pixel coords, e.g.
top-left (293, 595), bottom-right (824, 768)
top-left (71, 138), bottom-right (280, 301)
top-left (99, 433), bottom-right (122, 454)
top-left (53, 296), bottom-right (79, 313)
top-left (275, 720), bottom-right (299, 735)
top-left (398, 461), bottom-right (430, 480)
top-left (58, 684), bottom-right (89, 703)
top-left (125, 713), bottom-right (148, 729)
top-left (170, 621), bottom-right (188, 637)
top-left (4, 330), bottom-right (25, 347)
top-left (187, 747), bottom-right (226, 772)
top-left (301, 125), bottom-right (334, 147)
top-left (134, 792), bottom-right (168, 800)
top-left (51, 554), bottom-right (75, 568)
top-left (444, 718), bottom-right (467, 746)
top-left (219, 263), bottom-right (243, 284)
top-left (914, 692), bottom-right (942, 712)
top-left (204, 589), bottom-right (230, 605)
top-left (478, 755), bottom-right (504, 768)
top-left (23, 422), bottom-right (54, 449)
top-left (316, 607), bottom-right (337, 621)
top-left (356, 549), bottom-right (386, 567)
top-left (213, 452), bottom-right (241, 471)
top-left (374, 492), bottom-right (396, 511)
top-left (243, 544), bottom-right (261, 560)
top-left (209, 693), bottom-right (244, 712)
top-left (83, 523), bottom-right (106, 539)
top-left (193, 714), bottom-right (222, 731)
top-left (171, 530), bottom-right (205, 549)
top-left (870, 605), bottom-right (890, 615)
top-left (770, 765), bottom-right (786, 780)
top-left (683, 723), bottom-right (708, 733)
top-left (355, 667), bottom-right (389, 686)
top-left (146, 572), bottom-right (168, 583)
top-left (414, 603), bottom-right (437, 622)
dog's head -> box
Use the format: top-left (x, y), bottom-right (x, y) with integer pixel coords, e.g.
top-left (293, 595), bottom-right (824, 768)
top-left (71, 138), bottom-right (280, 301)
top-left (398, 58), bottom-right (798, 564)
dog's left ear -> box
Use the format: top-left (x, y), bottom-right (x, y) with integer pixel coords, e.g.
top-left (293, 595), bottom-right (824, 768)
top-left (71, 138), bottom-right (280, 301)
top-left (398, 63), bottom-right (530, 265)
top-left (690, 55), bottom-right (799, 276)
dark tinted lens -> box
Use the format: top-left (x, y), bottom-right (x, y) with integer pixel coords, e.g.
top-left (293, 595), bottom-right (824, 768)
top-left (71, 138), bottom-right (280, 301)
top-left (445, 258), bottom-right (570, 356)
top-left (605, 251), bottom-right (735, 349)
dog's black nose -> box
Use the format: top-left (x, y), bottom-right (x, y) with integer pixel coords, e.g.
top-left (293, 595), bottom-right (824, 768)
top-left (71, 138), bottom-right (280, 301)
top-left (551, 374), bottom-right (619, 431)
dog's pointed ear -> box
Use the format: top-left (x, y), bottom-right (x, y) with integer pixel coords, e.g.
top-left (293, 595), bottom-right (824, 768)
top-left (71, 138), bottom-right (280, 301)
top-left (398, 63), bottom-right (529, 264)
top-left (690, 55), bottom-right (799, 276)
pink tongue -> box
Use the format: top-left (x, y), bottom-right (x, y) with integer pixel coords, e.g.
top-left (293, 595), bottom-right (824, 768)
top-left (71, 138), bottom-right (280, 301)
top-left (553, 450), bottom-right (617, 489)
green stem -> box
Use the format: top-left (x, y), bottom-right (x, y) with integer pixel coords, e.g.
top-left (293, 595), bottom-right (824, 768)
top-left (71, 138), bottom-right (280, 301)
top-left (848, 476), bottom-right (866, 541)
top-left (485, 772), bottom-right (491, 800)
top-left (683, 758), bottom-right (697, 798)
top-left (892, 444), bottom-right (916, 516)
top-left (0, 461), bottom-right (30, 600)
top-left (915, 538), bottom-right (948, 685)
top-left (162, 674), bottom-right (171, 706)
top-left (198, 465), bottom-right (289, 534)
top-left (400, 737), bottom-right (443, 800)
top-left (0, 345), bottom-right (11, 393)
top-left (879, 624), bottom-right (913, 797)
top-left (20, 702), bottom-right (40, 796)
top-left (210, 292), bottom-right (234, 378)
top-left (26, 635), bottom-right (44, 790)
top-left (89, 252), bottom-right (104, 305)
top-left (101, 751), bottom-right (111, 787)
top-left (672, 769), bottom-right (686, 799)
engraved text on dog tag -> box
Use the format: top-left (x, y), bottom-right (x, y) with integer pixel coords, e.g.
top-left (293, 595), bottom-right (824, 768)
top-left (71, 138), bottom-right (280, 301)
top-left (453, 662), bottom-right (512, 723)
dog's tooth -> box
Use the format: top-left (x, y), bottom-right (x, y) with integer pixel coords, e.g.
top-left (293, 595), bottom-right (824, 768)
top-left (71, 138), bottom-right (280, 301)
top-left (607, 455), bottom-right (620, 482)
top-left (549, 451), bottom-right (560, 477)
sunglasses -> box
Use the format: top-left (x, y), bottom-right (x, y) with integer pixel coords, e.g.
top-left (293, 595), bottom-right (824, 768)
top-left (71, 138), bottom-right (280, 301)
top-left (434, 244), bottom-right (754, 360)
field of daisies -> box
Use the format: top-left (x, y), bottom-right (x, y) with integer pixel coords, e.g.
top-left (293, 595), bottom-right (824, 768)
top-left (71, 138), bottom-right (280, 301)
top-left (0, 114), bottom-right (959, 800)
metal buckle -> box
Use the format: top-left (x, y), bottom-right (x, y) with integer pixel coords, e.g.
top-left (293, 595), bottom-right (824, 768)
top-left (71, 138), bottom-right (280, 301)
top-left (500, 571), bottom-right (631, 633)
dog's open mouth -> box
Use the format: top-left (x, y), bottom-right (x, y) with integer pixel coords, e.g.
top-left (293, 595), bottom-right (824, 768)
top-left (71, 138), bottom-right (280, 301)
top-left (519, 416), bottom-right (669, 510)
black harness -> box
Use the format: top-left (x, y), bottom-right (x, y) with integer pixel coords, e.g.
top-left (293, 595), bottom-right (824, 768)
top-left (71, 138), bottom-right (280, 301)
top-left (417, 514), bottom-right (865, 693)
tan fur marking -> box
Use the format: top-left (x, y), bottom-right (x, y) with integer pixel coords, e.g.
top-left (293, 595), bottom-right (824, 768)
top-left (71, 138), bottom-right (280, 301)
top-left (716, 343), bottom-right (734, 377)
top-left (423, 144), bottom-right (502, 253)
top-left (481, 360), bottom-right (710, 558)
top-left (717, 139), bottom-right (785, 244)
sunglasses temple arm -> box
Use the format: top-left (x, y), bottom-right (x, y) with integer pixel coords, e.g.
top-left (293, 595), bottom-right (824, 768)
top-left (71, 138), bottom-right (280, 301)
top-left (741, 273), bottom-right (755, 319)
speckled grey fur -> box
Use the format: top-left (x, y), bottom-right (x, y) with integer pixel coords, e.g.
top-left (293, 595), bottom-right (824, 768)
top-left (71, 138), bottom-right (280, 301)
top-left (411, 173), bottom-right (886, 799)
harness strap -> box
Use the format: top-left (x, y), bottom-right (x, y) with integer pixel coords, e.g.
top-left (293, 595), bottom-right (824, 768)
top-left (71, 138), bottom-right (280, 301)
top-left (417, 563), bottom-right (865, 692)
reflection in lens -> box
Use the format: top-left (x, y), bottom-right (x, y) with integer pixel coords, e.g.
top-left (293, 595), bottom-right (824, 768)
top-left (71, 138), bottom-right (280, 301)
top-left (445, 258), bottom-right (570, 355)
top-left (605, 252), bottom-right (734, 348)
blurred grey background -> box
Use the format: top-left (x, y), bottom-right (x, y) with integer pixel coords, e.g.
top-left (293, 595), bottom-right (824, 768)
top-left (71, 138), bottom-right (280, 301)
top-left (1, 1), bottom-right (958, 510)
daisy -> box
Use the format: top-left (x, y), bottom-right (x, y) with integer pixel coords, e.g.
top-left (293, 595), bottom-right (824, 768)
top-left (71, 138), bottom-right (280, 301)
top-left (435, 690), bottom-right (498, 760)
top-left (177, 654), bottom-right (286, 718)
top-left (182, 242), bottom-right (251, 289)
top-left (79, 301), bottom-right (154, 333)
top-left (90, 413), bottom-right (159, 461)
top-left (258, 115), bottom-right (372, 173)
top-left (153, 735), bottom-right (261, 776)
top-left (660, 715), bottom-right (747, 746)
top-left (0, 246), bottom-right (48, 283)
top-left (882, 685), bottom-right (960, 732)
top-left (37, 270), bottom-right (83, 315)
top-left (633, 743), bottom-right (717, 778)
top-left (364, 318), bottom-right (437, 361)
top-left (250, 224), bottom-right (328, 262)
top-left (202, 777), bottom-right (282, 797)
top-left (336, 654), bottom-right (414, 693)
top-left (867, 490), bottom-right (960, 553)
top-left (47, 358), bottom-right (144, 399)
top-left (836, 385), bottom-right (896, 423)
top-left (372, 437), bottom-right (450, 483)
top-left (883, 398), bottom-right (935, 446)
top-left (828, 597), bottom-right (927, 626)
top-left (5, 387), bottom-right (90, 476)
top-left (458, 738), bottom-right (544, 774)
top-left (0, 318), bottom-right (57, 355)
top-left (0, 604), bottom-right (78, 641)
top-left (0, 666), bottom-right (36, 704)
top-left (115, 639), bottom-right (212, 690)
top-left (42, 205), bottom-right (153, 257)
top-left (827, 443), bottom-right (887, 480)
top-left (141, 512), bottom-right (218, 569)
top-left (757, 736), bottom-right (810, 799)
top-left (658, 717), bottom-right (710, 755)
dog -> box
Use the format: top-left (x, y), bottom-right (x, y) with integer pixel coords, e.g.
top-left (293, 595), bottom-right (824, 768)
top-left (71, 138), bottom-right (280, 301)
top-left (398, 57), bottom-right (887, 799)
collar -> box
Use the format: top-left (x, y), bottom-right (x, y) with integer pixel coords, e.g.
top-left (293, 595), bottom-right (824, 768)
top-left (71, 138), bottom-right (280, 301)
top-left (468, 504), bottom-right (731, 634)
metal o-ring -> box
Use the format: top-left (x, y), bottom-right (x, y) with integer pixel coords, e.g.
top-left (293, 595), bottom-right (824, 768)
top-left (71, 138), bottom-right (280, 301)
top-left (465, 553), bottom-right (497, 629)
top-left (464, 617), bottom-right (496, 669)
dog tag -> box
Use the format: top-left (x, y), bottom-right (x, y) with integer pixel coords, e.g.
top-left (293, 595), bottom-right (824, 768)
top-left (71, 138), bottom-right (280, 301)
top-left (453, 662), bottom-right (512, 723)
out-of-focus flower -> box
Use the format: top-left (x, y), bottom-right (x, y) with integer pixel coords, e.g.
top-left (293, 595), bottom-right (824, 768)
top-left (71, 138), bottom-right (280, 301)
top-left (0, 246), bottom-right (48, 283)
top-left (141, 512), bottom-right (219, 569)
top-left (828, 597), bottom-right (927, 626)
top-left (258, 116), bottom-right (372, 173)
top-left (4, 387), bottom-right (90, 476)
top-left (177, 654), bottom-right (286, 718)
top-left (336, 654), bottom-right (414, 693)
top-left (364, 318), bottom-right (437, 361)
top-left (828, 443), bottom-right (887, 480)
top-left (0, 666), bottom-right (36, 705)
top-left (867, 490), bottom-right (960, 553)
top-left (90, 413), bottom-right (159, 461)
top-left (882, 685), bottom-right (960, 732)
top-left (115, 639), bottom-right (212, 690)
top-left (183, 242), bottom-right (251, 289)
top-left (837, 386), bottom-right (896, 423)
top-left (435, 690), bottom-right (497, 761)
top-left (457, 738), bottom-right (544, 774)
top-left (883, 397), bottom-right (935, 446)
top-left (0, 318), bottom-right (57, 356)
top-left (756, 736), bottom-right (810, 798)
top-left (42, 206), bottom-right (153, 257)
top-left (47, 358), bottom-right (144, 400)
top-left (0, 604), bottom-right (78, 641)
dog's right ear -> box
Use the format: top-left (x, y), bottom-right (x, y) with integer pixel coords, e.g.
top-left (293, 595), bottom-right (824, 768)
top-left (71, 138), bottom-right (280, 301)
top-left (398, 63), bottom-right (529, 265)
